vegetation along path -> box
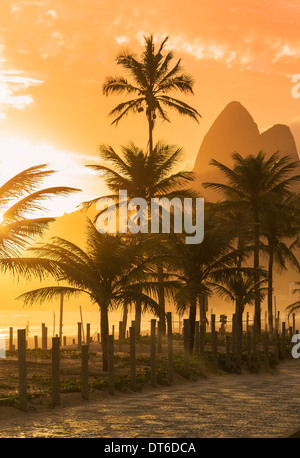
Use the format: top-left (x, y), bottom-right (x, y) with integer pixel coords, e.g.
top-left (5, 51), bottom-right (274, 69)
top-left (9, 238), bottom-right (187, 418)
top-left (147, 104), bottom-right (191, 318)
top-left (0, 360), bottom-right (300, 438)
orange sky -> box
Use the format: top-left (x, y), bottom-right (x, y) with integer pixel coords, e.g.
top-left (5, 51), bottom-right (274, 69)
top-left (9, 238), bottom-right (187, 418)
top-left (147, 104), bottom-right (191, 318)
top-left (0, 0), bottom-right (300, 216)
top-left (0, 0), bottom-right (300, 313)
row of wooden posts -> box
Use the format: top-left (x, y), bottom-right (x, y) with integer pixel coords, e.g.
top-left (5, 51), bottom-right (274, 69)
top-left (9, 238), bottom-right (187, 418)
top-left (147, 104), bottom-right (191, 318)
top-left (13, 311), bottom-right (296, 411)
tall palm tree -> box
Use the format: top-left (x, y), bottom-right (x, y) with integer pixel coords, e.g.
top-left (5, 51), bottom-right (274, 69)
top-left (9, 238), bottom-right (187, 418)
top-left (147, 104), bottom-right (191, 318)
top-left (165, 209), bottom-right (245, 353)
top-left (80, 141), bottom-right (198, 337)
top-left (203, 151), bottom-right (300, 334)
top-left (0, 164), bottom-right (79, 258)
top-left (103, 35), bottom-right (201, 154)
top-left (260, 193), bottom-right (300, 331)
top-left (16, 221), bottom-right (169, 371)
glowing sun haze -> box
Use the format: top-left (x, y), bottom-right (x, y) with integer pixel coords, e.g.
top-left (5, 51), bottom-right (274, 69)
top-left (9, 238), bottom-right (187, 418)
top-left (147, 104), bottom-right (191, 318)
top-left (0, 0), bottom-right (300, 218)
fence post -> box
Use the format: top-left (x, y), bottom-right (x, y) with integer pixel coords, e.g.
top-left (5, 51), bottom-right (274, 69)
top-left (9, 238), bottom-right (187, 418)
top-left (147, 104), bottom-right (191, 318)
top-left (157, 320), bottom-right (162, 353)
top-left (130, 326), bottom-right (136, 391)
top-left (51, 336), bottom-right (60, 406)
top-left (194, 321), bottom-right (200, 356)
top-left (86, 323), bottom-right (90, 351)
top-left (18, 329), bottom-right (28, 412)
top-left (107, 335), bottom-right (114, 395)
top-left (293, 313), bottom-right (296, 334)
top-left (77, 322), bottom-right (82, 350)
top-left (9, 327), bottom-right (14, 351)
top-left (281, 322), bottom-right (286, 359)
top-left (264, 331), bottom-right (269, 370)
top-left (81, 344), bottom-right (89, 400)
top-left (34, 335), bottom-right (38, 349)
top-left (167, 312), bottom-right (174, 384)
top-left (199, 323), bottom-right (205, 362)
top-left (42, 323), bottom-right (47, 350)
top-left (211, 314), bottom-right (215, 350)
top-left (150, 319), bottom-right (157, 387)
top-left (119, 321), bottom-right (123, 352)
top-left (213, 330), bottom-right (218, 371)
top-left (236, 321), bottom-right (242, 369)
top-left (183, 319), bottom-right (190, 377)
top-left (226, 335), bottom-right (231, 369)
top-left (247, 328), bottom-right (252, 370)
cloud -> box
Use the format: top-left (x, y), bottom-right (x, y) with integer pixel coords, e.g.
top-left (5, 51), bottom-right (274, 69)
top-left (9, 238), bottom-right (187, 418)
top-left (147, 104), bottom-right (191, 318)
top-left (0, 47), bottom-right (43, 120)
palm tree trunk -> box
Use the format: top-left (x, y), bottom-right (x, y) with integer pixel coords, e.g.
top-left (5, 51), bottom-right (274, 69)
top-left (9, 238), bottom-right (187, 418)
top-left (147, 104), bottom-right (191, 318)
top-left (253, 209), bottom-right (261, 334)
top-left (157, 264), bottom-right (166, 336)
top-left (135, 299), bottom-right (142, 340)
top-left (147, 113), bottom-right (153, 155)
top-left (267, 242), bottom-right (274, 333)
top-left (121, 301), bottom-right (128, 341)
top-left (100, 305), bottom-right (109, 371)
top-left (189, 295), bottom-right (197, 354)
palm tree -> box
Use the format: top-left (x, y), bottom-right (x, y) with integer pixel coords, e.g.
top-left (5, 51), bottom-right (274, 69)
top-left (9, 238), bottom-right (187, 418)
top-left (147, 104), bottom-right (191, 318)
top-left (203, 151), bottom-right (300, 334)
top-left (0, 164), bottom-right (79, 258)
top-left (16, 221), bottom-right (169, 371)
top-left (260, 193), bottom-right (300, 331)
top-left (80, 141), bottom-right (198, 337)
top-left (165, 209), bottom-right (244, 353)
top-left (103, 35), bottom-right (201, 154)
top-left (211, 270), bottom-right (267, 336)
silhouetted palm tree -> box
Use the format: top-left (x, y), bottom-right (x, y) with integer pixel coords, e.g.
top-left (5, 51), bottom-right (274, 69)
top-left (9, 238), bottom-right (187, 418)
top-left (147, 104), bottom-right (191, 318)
top-left (165, 210), bottom-right (243, 353)
top-left (81, 141), bottom-right (198, 337)
top-left (0, 164), bottom-right (79, 258)
top-left (261, 193), bottom-right (300, 331)
top-left (103, 35), bottom-right (201, 154)
top-left (211, 270), bottom-right (267, 335)
top-left (203, 151), bottom-right (300, 333)
top-left (16, 221), bottom-right (169, 370)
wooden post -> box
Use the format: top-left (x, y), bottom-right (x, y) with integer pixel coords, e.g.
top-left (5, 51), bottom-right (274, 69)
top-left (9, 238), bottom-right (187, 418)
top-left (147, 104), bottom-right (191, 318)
top-left (211, 314), bottom-right (215, 348)
top-left (81, 344), bottom-right (89, 400)
top-left (118, 321), bottom-right (123, 352)
top-left (264, 331), bottom-right (269, 370)
top-left (63, 336), bottom-right (67, 347)
top-left (9, 327), bottom-right (14, 351)
top-left (77, 322), bottom-right (82, 350)
top-left (194, 321), bottom-right (200, 355)
top-left (157, 320), bottom-right (162, 353)
top-left (199, 323), bottom-right (205, 360)
top-left (130, 326), bottom-right (136, 391)
top-left (247, 327), bottom-right (252, 370)
top-left (281, 322), bottom-right (286, 359)
top-left (18, 329), bottom-right (28, 411)
top-left (107, 335), bottom-right (114, 395)
top-left (232, 314), bottom-right (236, 354)
top-left (293, 313), bottom-right (296, 334)
top-left (86, 323), bottom-right (90, 351)
top-left (183, 319), bottom-right (190, 377)
top-left (225, 335), bottom-right (231, 369)
top-left (213, 330), bottom-right (218, 371)
top-left (42, 323), bottom-right (47, 350)
top-left (80, 306), bottom-right (85, 343)
top-left (167, 312), bottom-right (174, 384)
top-left (51, 336), bottom-right (60, 406)
top-left (236, 321), bottom-right (242, 369)
top-left (150, 319), bottom-right (157, 387)
top-left (34, 335), bottom-right (38, 349)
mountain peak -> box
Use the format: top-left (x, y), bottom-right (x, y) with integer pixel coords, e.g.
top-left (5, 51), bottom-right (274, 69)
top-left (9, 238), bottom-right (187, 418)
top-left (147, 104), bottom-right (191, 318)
top-left (193, 101), bottom-right (299, 199)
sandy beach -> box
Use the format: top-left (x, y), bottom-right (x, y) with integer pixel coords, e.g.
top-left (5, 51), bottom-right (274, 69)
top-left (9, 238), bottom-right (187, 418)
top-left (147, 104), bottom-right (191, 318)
top-left (0, 357), bottom-right (299, 438)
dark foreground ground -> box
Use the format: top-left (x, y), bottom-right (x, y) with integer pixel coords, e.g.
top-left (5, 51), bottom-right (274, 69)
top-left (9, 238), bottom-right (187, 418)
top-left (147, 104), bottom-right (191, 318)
top-left (0, 359), bottom-right (299, 438)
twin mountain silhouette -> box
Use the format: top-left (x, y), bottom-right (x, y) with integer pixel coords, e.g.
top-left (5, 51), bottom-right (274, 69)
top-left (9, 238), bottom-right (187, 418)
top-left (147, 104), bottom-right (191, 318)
top-left (193, 100), bottom-right (299, 200)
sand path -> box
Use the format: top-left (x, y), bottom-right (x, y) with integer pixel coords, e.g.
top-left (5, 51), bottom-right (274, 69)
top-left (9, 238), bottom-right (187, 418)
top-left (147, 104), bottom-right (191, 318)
top-left (0, 360), bottom-right (300, 438)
